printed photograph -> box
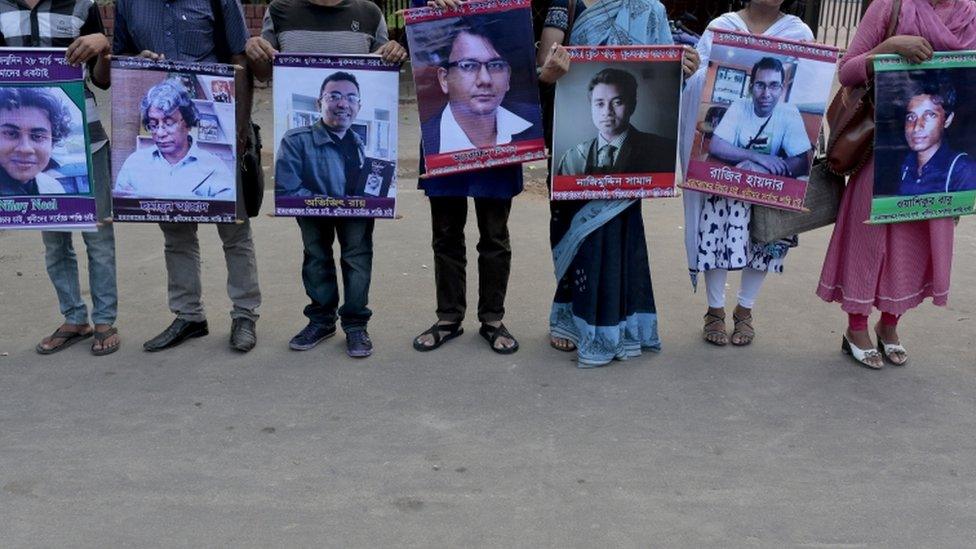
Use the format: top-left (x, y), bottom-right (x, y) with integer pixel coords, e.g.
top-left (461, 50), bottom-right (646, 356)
top-left (111, 68), bottom-right (237, 202)
top-left (273, 64), bottom-right (399, 201)
top-left (688, 50), bottom-right (833, 179)
top-left (0, 86), bottom-right (88, 197)
top-left (875, 68), bottom-right (976, 197)
top-left (552, 63), bottom-right (681, 178)
top-left (405, 1), bottom-right (544, 173)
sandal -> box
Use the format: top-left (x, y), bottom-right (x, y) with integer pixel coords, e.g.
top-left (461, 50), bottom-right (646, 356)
top-left (413, 322), bottom-right (463, 352)
top-left (479, 323), bottom-right (519, 355)
top-left (842, 333), bottom-right (883, 370)
top-left (731, 312), bottom-right (755, 346)
top-left (875, 334), bottom-right (908, 366)
top-left (549, 336), bottom-right (576, 352)
top-left (35, 326), bottom-right (93, 355)
top-left (702, 312), bottom-right (728, 346)
top-left (91, 327), bottom-right (121, 356)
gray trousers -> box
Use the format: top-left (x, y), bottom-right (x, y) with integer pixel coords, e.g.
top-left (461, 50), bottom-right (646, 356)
top-left (160, 219), bottom-right (261, 322)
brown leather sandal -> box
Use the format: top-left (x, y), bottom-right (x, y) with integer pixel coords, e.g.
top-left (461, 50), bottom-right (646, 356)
top-left (731, 313), bottom-right (755, 346)
top-left (703, 312), bottom-right (728, 346)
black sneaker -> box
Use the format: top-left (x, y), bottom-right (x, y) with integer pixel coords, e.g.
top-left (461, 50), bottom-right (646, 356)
top-left (230, 318), bottom-right (257, 353)
top-left (289, 322), bottom-right (336, 351)
top-left (346, 330), bottom-right (373, 358)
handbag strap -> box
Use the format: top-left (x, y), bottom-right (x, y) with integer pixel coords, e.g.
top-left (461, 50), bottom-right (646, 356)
top-left (884, 0), bottom-right (902, 40)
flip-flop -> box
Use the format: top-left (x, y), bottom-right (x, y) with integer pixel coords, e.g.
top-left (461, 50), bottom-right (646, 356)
top-left (35, 328), bottom-right (93, 355)
top-left (413, 322), bottom-right (463, 352)
top-left (479, 323), bottom-right (519, 355)
top-left (91, 327), bottom-right (121, 356)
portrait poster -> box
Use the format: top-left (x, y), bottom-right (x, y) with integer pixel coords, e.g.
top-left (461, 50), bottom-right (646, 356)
top-left (0, 48), bottom-right (97, 231)
top-left (110, 57), bottom-right (238, 223)
top-left (550, 46), bottom-right (683, 200)
top-left (870, 52), bottom-right (976, 223)
top-left (404, 0), bottom-right (546, 177)
top-left (683, 31), bottom-right (839, 211)
top-left (272, 54), bottom-right (399, 218)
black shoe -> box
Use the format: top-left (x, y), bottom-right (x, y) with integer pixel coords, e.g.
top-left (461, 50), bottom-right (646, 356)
top-left (289, 322), bottom-right (336, 351)
top-left (346, 330), bottom-right (373, 358)
top-left (230, 318), bottom-right (257, 352)
top-left (143, 318), bottom-right (209, 352)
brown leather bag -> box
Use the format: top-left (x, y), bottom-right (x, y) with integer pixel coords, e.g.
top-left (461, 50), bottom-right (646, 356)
top-left (825, 0), bottom-right (901, 176)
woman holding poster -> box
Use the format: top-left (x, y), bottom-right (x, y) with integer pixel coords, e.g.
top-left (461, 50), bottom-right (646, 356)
top-left (679, 0), bottom-right (813, 348)
top-left (538, 0), bottom-right (699, 367)
top-left (817, 0), bottom-right (976, 369)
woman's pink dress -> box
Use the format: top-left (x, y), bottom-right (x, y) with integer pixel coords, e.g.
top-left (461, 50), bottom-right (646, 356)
top-left (817, 0), bottom-right (976, 315)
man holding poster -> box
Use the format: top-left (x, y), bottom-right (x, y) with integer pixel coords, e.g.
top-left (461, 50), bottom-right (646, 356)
top-left (709, 57), bottom-right (811, 177)
top-left (0, 0), bottom-right (121, 355)
top-left (246, 0), bottom-right (407, 358)
top-left (114, 0), bottom-right (261, 354)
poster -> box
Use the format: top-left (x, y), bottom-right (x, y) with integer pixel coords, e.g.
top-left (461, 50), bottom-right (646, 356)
top-left (0, 48), bottom-right (97, 230)
top-left (404, 0), bottom-right (545, 177)
top-left (110, 57), bottom-right (238, 223)
top-left (870, 52), bottom-right (976, 223)
top-left (683, 31), bottom-right (838, 211)
top-left (550, 46), bottom-right (683, 200)
top-left (272, 54), bottom-right (399, 218)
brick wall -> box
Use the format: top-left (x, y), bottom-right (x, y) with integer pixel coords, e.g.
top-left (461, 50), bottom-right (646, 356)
top-left (97, 5), bottom-right (268, 38)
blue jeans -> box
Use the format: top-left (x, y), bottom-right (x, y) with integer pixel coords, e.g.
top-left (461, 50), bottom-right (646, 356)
top-left (41, 144), bottom-right (118, 326)
top-left (296, 217), bottom-right (374, 332)
top-left (42, 223), bottom-right (117, 325)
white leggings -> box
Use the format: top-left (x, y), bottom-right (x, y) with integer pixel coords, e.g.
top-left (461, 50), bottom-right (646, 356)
top-left (703, 268), bottom-right (767, 309)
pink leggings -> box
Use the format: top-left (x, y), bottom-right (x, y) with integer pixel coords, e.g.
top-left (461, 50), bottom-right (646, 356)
top-left (848, 312), bottom-right (900, 332)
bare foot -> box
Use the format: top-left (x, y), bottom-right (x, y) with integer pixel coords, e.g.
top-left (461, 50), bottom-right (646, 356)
top-left (38, 323), bottom-right (92, 352)
top-left (549, 336), bottom-right (576, 352)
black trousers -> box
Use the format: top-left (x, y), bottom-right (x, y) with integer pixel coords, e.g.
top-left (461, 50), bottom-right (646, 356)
top-left (429, 197), bottom-right (512, 324)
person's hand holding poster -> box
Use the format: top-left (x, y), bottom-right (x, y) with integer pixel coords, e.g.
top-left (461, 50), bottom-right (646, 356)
top-left (550, 46), bottom-right (683, 200)
top-left (110, 57), bottom-right (239, 223)
top-left (683, 31), bottom-right (839, 212)
top-left (404, 0), bottom-right (545, 176)
top-left (272, 54), bottom-right (399, 218)
top-left (870, 52), bottom-right (976, 223)
top-left (0, 48), bottom-right (97, 231)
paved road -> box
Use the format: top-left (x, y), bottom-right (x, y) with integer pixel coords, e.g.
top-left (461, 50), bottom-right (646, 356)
top-left (0, 84), bottom-right (975, 547)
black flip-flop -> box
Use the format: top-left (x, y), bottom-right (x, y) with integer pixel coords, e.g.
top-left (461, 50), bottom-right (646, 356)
top-left (413, 322), bottom-right (463, 352)
top-left (480, 323), bottom-right (519, 355)
top-left (35, 328), bottom-right (92, 355)
top-left (91, 327), bottom-right (121, 356)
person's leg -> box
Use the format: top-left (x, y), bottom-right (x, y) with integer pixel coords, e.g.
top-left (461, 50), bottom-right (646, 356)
top-left (473, 197), bottom-right (515, 351)
top-left (415, 197), bottom-right (467, 348)
top-left (296, 217), bottom-right (340, 328)
top-left (161, 222), bottom-right (206, 322)
top-left (335, 218), bottom-right (375, 333)
top-left (731, 267), bottom-right (766, 346)
top-left (702, 269), bottom-right (728, 345)
top-left (82, 223), bottom-right (120, 353)
top-left (217, 219), bottom-right (261, 321)
top-left (38, 231), bottom-right (92, 351)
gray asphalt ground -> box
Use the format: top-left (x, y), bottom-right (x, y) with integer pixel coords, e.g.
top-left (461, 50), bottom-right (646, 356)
top-left (1, 77), bottom-right (976, 548)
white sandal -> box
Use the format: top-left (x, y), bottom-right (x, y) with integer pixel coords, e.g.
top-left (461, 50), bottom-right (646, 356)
top-left (842, 334), bottom-right (883, 370)
top-left (876, 337), bottom-right (909, 366)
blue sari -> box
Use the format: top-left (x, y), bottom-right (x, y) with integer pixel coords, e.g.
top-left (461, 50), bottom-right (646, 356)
top-left (549, 0), bottom-right (673, 367)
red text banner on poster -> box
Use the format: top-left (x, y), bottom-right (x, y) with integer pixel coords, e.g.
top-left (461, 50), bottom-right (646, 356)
top-left (403, 0), bottom-right (531, 23)
top-left (684, 161), bottom-right (809, 211)
top-left (424, 139), bottom-right (547, 175)
top-left (710, 29), bottom-right (840, 63)
top-left (552, 173), bottom-right (676, 200)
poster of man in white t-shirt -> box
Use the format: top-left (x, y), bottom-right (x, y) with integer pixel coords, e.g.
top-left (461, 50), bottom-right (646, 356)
top-left (708, 57), bottom-right (811, 177)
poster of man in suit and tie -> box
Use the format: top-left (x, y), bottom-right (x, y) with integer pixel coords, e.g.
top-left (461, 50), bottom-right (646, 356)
top-left (550, 46), bottom-right (684, 200)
